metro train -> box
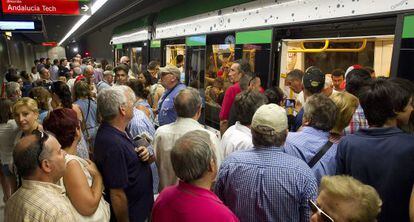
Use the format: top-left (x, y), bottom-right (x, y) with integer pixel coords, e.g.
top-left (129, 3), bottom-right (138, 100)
top-left (109, 0), bottom-right (414, 130)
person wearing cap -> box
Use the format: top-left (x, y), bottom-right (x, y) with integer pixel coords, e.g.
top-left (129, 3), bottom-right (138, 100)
top-left (157, 64), bottom-right (186, 126)
top-left (215, 104), bottom-right (318, 221)
top-left (292, 66), bottom-right (325, 132)
top-left (284, 94), bottom-right (338, 184)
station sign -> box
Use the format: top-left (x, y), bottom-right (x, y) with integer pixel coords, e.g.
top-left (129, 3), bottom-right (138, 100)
top-left (42, 42), bottom-right (58, 47)
top-left (1, 0), bottom-right (91, 15)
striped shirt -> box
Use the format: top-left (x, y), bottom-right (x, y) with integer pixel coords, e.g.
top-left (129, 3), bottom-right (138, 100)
top-left (215, 147), bottom-right (318, 222)
top-left (5, 180), bottom-right (76, 222)
top-left (127, 107), bottom-right (156, 139)
top-left (343, 104), bottom-right (368, 135)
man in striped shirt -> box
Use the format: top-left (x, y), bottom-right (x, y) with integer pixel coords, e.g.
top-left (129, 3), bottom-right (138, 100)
top-left (215, 104), bottom-right (318, 221)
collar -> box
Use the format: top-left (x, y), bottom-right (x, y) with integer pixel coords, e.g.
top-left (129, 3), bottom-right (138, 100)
top-left (253, 146), bottom-right (284, 153)
top-left (357, 127), bottom-right (403, 136)
top-left (301, 126), bottom-right (330, 138)
top-left (101, 122), bottom-right (131, 140)
top-left (178, 181), bottom-right (222, 203)
top-left (21, 179), bottom-right (65, 195)
top-left (166, 82), bottom-right (185, 93)
top-left (176, 117), bottom-right (201, 125)
top-left (234, 121), bottom-right (251, 135)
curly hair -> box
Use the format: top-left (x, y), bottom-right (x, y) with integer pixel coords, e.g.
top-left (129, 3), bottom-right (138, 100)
top-left (43, 108), bottom-right (79, 148)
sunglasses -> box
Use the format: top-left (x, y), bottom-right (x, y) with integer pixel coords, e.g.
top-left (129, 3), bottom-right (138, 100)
top-left (309, 199), bottom-right (334, 222)
top-left (32, 129), bottom-right (49, 167)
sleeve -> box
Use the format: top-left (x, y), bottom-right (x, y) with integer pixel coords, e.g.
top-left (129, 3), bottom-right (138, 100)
top-left (335, 141), bottom-right (346, 174)
top-left (209, 132), bottom-right (223, 169)
top-left (101, 145), bottom-right (129, 189)
top-left (300, 174), bottom-right (318, 222)
top-left (219, 87), bottom-right (236, 120)
top-left (214, 159), bottom-right (231, 202)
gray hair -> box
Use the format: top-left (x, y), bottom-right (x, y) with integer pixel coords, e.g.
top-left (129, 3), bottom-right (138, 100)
top-left (6, 82), bottom-right (20, 97)
top-left (73, 67), bottom-right (82, 76)
top-left (97, 85), bottom-right (135, 122)
top-left (174, 87), bottom-right (202, 118)
top-left (252, 126), bottom-right (287, 147)
top-left (324, 75), bottom-right (333, 89)
top-left (171, 130), bottom-right (216, 182)
top-left (103, 70), bottom-right (113, 77)
top-left (85, 65), bottom-right (94, 74)
top-left (303, 93), bottom-right (338, 131)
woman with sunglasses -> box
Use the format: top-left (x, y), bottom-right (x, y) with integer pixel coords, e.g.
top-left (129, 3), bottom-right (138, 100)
top-left (310, 175), bottom-right (381, 222)
top-left (43, 108), bottom-right (109, 221)
top-left (50, 81), bottom-right (89, 159)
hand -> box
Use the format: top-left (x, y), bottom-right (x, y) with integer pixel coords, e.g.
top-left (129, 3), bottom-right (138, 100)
top-left (295, 100), bottom-right (302, 113)
top-left (135, 146), bottom-right (150, 162)
top-left (85, 159), bottom-right (101, 178)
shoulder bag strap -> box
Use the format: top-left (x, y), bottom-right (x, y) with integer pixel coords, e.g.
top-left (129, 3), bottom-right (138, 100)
top-left (157, 83), bottom-right (179, 112)
top-left (307, 141), bottom-right (333, 168)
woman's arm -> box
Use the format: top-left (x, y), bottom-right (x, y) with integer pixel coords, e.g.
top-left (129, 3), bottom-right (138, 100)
top-left (63, 159), bottom-right (103, 216)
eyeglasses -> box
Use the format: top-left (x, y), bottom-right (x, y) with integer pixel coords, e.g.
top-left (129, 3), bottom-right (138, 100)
top-left (32, 129), bottom-right (49, 167)
top-left (309, 199), bottom-right (334, 222)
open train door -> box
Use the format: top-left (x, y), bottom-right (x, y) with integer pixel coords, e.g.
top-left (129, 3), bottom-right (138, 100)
top-left (391, 14), bottom-right (414, 81)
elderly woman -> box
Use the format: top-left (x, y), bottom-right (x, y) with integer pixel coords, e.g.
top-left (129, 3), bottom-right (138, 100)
top-left (50, 81), bottom-right (89, 159)
top-left (43, 108), bottom-right (109, 221)
top-left (0, 99), bottom-right (18, 201)
top-left (28, 87), bottom-right (52, 123)
top-left (73, 81), bottom-right (99, 149)
top-left (329, 92), bottom-right (359, 143)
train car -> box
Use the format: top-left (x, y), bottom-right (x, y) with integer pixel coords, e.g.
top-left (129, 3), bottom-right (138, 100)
top-left (110, 0), bottom-right (414, 131)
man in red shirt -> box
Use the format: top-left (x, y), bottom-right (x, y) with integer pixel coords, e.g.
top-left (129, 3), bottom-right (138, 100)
top-left (152, 130), bottom-right (239, 222)
top-left (219, 60), bottom-right (251, 135)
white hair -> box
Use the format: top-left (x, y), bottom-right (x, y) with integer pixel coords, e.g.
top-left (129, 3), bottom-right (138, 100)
top-left (97, 85), bottom-right (135, 122)
top-left (324, 75), bottom-right (333, 89)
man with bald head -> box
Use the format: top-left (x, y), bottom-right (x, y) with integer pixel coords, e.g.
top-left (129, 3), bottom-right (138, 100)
top-left (154, 88), bottom-right (221, 191)
top-left (5, 132), bottom-right (76, 222)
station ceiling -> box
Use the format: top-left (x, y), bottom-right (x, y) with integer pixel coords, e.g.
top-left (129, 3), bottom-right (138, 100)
top-left (0, 0), bottom-right (183, 44)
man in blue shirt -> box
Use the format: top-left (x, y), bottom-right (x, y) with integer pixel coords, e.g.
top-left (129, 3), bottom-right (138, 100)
top-left (215, 104), bottom-right (318, 222)
top-left (336, 79), bottom-right (414, 222)
top-left (157, 65), bottom-right (186, 126)
top-left (285, 93), bottom-right (338, 184)
top-left (94, 85), bottom-right (154, 222)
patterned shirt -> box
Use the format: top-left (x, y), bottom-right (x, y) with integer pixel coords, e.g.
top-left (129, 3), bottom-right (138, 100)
top-left (127, 107), bottom-right (156, 139)
top-left (5, 180), bottom-right (76, 222)
top-left (215, 147), bottom-right (318, 222)
top-left (343, 104), bottom-right (368, 135)
top-left (284, 126), bottom-right (338, 184)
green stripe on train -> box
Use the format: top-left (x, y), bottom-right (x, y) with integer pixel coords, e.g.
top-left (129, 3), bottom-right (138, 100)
top-left (402, 15), bottom-right (414, 39)
top-left (236, 29), bottom-right (272, 44)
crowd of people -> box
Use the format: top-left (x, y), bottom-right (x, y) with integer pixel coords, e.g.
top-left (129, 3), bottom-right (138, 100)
top-left (0, 53), bottom-right (414, 222)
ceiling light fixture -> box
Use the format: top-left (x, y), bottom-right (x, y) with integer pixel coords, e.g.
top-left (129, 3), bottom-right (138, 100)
top-left (58, 0), bottom-right (109, 46)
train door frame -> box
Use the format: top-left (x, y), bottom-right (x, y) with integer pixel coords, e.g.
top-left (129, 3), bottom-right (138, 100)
top-left (234, 28), bottom-right (275, 89)
top-left (391, 13), bottom-right (414, 80)
top-left (161, 38), bottom-right (186, 66)
top-left (124, 40), bottom-right (151, 73)
top-left (272, 16), bottom-right (397, 86)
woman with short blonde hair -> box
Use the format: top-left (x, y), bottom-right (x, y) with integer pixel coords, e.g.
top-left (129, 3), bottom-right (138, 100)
top-left (330, 92), bottom-right (359, 142)
top-left (13, 97), bottom-right (40, 137)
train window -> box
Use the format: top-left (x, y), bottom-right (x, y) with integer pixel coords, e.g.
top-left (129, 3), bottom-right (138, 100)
top-left (279, 37), bottom-right (394, 101)
top-left (130, 47), bottom-right (144, 74)
top-left (241, 43), bottom-right (271, 90)
top-left (304, 41), bottom-right (375, 74)
top-left (165, 44), bottom-right (186, 82)
top-left (204, 44), bottom-right (235, 129)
